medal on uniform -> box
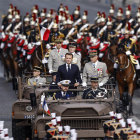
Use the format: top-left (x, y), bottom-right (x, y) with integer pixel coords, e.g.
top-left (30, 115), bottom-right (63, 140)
top-left (72, 58), bottom-right (77, 64)
top-left (61, 55), bottom-right (65, 61)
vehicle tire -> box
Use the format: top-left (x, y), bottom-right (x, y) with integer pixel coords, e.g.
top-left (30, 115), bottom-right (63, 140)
top-left (12, 119), bottom-right (27, 140)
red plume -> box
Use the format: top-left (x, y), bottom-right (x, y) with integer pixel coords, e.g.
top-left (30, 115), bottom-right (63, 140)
top-left (77, 6), bottom-right (80, 11)
top-left (111, 4), bottom-right (114, 10)
top-left (98, 12), bottom-right (101, 16)
top-left (127, 5), bottom-right (131, 11)
top-left (26, 13), bottom-right (29, 16)
top-left (108, 16), bottom-right (112, 22)
top-left (138, 7), bottom-right (140, 12)
top-left (17, 10), bottom-right (20, 15)
top-left (38, 17), bottom-right (41, 23)
top-left (127, 22), bottom-right (131, 31)
top-left (84, 11), bottom-right (88, 16)
top-left (63, 12), bottom-right (68, 20)
top-left (32, 13), bottom-right (36, 22)
top-left (70, 15), bottom-right (73, 21)
top-left (12, 10), bottom-right (14, 15)
top-left (44, 8), bottom-right (47, 13)
top-left (50, 9), bottom-right (53, 15)
top-left (102, 12), bottom-right (106, 18)
top-left (65, 6), bottom-right (68, 11)
top-left (60, 3), bottom-right (63, 6)
top-left (10, 4), bottom-right (13, 9)
top-left (55, 15), bottom-right (59, 24)
top-left (119, 8), bottom-right (123, 14)
top-left (14, 6), bottom-right (17, 10)
top-left (34, 5), bottom-right (38, 10)
top-left (59, 11), bottom-right (63, 16)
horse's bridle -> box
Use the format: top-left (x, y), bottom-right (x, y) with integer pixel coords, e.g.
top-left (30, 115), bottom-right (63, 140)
top-left (118, 56), bottom-right (129, 71)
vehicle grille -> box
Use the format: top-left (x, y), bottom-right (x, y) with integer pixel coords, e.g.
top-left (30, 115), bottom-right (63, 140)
top-left (61, 118), bottom-right (108, 130)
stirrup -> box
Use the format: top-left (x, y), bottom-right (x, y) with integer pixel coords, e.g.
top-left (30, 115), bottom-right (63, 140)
top-left (137, 78), bottom-right (140, 85)
top-left (110, 77), bottom-right (115, 83)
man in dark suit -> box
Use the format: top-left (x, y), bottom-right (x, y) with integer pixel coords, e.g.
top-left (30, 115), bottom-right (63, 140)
top-left (53, 80), bottom-right (75, 100)
top-left (56, 53), bottom-right (82, 95)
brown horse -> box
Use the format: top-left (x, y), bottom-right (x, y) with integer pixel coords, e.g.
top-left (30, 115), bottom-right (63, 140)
top-left (78, 36), bottom-right (88, 68)
top-left (116, 51), bottom-right (136, 115)
top-left (103, 41), bottom-right (118, 76)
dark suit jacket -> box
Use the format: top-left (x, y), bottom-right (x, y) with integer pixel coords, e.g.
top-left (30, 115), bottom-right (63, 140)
top-left (56, 64), bottom-right (82, 84)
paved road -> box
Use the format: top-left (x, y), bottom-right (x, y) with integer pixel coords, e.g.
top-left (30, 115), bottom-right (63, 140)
top-left (0, 0), bottom-right (140, 138)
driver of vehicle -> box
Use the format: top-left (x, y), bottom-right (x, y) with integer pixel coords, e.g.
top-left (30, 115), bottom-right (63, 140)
top-left (53, 80), bottom-right (75, 100)
top-left (82, 76), bottom-right (107, 99)
top-left (28, 66), bottom-right (46, 85)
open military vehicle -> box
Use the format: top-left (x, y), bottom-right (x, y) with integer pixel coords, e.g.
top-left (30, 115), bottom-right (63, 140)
top-left (12, 76), bottom-right (116, 140)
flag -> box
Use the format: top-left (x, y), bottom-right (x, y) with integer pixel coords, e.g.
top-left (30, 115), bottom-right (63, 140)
top-left (40, 27), bottom-right (50, 41)
top-left (42, 99), bottom-right (51, 116)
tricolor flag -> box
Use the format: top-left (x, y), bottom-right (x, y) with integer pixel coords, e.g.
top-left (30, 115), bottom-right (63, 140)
top-left (40, 27), bottom-right (50, 41)
top-left (42, 99), bottom-right (51, 116)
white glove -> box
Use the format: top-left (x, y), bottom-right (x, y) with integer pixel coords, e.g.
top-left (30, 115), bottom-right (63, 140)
top-left (42, 58), bottom-right (48, 64)
top-left (77, 33), bottom-right (81, 39)
top-left (28, 43), bottom-right (34, 50)
top-left (9, 32), bottom-right (14, 37)
top-left (82, 82), bottom-right (87, 87)
top-left (99, 83), bottom-right (103, 87)
top-left (46, 44), bottom-right (51, 49)
top-left (1, 32), bottom-right (5, 38)
top-left (79, 32), bottom-right (83, 36)
top-left (89, 33), bottom-right (92, 37)
top-left (99, 43), bottom-right (104, 50)
top-left (1, 25), bottom-right (4, 30)
top-left (132, 36), bottom-right (137, 40)
top-left (130, 30), bottom-right (134, 35)
top-left (126, 50), bottom-right (131, 56)
top-left (35, 41), bottom-right (41, 46)
top-left (31, 42), bottom-right (36, 46)
top-left (49, 70), bottom-right (53, 74)
top-left (63, 40), bottom-right (69, 45)
top-left (24, 39), bottom-right (28, 45)
top-left (22, 35), bottom-right (26, 40)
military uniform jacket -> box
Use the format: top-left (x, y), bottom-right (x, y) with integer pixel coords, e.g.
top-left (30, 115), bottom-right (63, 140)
top-left (82, 61), bottom-right (109, 84)
top-left (134, 25), bottom-right (140, 35)
top-left (28, 30), bottom-right (40, 43)
top-left (82, 87), bottom-right (107, 99)
top-left (48, 48), bottom-right (68, 71)
top-left (118, 38), bottom-right (137, 54)
top-left (53, 91), bottom-right (75, 100)
top-left (100, 29), bottom-right (118, 43)
top-left (63, 27), bottom-right (78, 40)
top-left (77, 23), bottom-right (90, 32)
top-left (92, 26), bottom-right (101, 38)
top-left (23, 25), bottom-right (30, 38)
top-left (112, 20), bottom-right (123, 30)
top-left (28, 77), bottom-right (46, 85)
top-left (122, 17), bottom-right (135, 28)
top-left (3, 22), bottom-right (13, 32)
top-left (72, 52), bottom-right (81, 70)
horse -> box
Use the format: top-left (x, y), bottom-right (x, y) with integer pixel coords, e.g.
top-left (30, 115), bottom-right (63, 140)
top-left (77, 35), bottom-right (89, 68)
top-left (103, 40), bottom-right (118, 77)
top-left (116, 51), bottom-right (136, 115)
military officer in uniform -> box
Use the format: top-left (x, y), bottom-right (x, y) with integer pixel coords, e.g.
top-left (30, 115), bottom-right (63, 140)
top-left (48, 37), bottom-right (68, 73)
top-left (82, 76), bottom-right (107, 99)
top-left (82, 50), bottom-right (109, 87)
top-left (68, 42), bottom-right (81, 70)
top-left (28, 66), bottom-right (46, 85)
top-left (53, 80), bottom-right (75, 100)
top-left (46, 23), bottom-right (64, 49)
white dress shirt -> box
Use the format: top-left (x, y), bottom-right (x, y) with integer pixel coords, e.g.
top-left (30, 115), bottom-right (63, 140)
top-left (61, 91), bottom-right (66, 97)
top-left (66, 63), bottom-right (71, 71)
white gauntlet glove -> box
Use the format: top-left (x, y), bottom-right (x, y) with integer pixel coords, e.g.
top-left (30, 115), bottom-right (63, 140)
top-left (126, 50), bottom-right (131, 56)
top-left (82, 82), bottom-right (87, 87)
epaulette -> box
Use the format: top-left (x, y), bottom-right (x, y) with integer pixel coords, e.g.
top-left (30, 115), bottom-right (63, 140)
top-left (118, 38), bottom-right (122, 43)
top-left (53, 93), bottom-right (56, 100)
top-left (130, 38), bottom-right (136, 44)
top-left (27, 78), bottom-right (30, 85)
top-left (92, 25), bottom-right (97, 29)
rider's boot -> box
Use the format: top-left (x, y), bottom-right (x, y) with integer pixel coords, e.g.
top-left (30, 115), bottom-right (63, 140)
top-left (110, 68), bottom-right (117, 83)
top-left (5, 47), bottom-right (10, 59)
top-left (24, 60), bottom-right (30, 73)
top-left (129, 94), bottom-right (133, 116)
top-left (136, 69), bottom-right (140, 84)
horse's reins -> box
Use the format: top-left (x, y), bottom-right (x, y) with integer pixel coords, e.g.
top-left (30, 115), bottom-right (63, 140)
top-left (119, 59), bottom-right (133, 81)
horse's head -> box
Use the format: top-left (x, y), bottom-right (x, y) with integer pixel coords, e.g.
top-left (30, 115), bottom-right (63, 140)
top-left (117, 51), bottom-right (128, 70)
top-left (108, 44), bottom-right (118, 63)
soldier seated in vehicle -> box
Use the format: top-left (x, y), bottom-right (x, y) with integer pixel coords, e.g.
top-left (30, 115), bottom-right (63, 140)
top-left (53, 80), bottom-right (75, 100)
top-left (28, 66), bottom-right (46, 85)
top-left (82, 76), bottom-right (107, 99)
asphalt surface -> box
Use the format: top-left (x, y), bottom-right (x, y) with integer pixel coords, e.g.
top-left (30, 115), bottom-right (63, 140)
top-left (0, 0), bottom-right (140, 138)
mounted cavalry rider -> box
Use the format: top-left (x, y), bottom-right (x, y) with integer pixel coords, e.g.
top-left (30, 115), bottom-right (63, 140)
top-left (111, 23), bottom-right (140, 84)
top-left (73, 6), bottom-right (81, 22)
top-left (108, 4), bottom-right (116, 22)
top-left (99, 16), bottom-right (118, 61)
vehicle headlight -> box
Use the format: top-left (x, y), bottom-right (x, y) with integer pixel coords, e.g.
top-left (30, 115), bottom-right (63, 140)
top-left (26, 106), bottom-right (32, 112)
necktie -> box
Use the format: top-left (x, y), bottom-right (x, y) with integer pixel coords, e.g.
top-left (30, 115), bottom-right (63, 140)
top-left (68, 65), bottom-right (70, 74)
top-left (58, 49), bottom-right (60, 53)
top-left (93, 63), bottom-right (95, 68)
top-left (36, 79), bottom-right (38, 82)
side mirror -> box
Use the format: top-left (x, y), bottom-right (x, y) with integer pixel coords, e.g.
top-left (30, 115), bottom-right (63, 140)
top-left (30, 93), bottom-right (37, 107)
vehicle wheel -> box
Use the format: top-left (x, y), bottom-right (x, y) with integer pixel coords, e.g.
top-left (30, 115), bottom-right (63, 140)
top-left (12, 119), bottom-right (27, 140)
